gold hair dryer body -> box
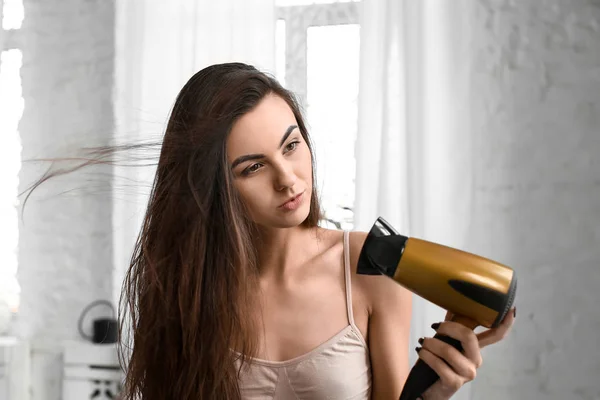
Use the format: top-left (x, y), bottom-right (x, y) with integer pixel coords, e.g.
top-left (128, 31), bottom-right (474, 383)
top-left (357, 217), bottom-right (517, 399)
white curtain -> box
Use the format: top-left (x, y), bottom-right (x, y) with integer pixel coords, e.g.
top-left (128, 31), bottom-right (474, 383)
top-left (354, 0), bottom-right (474, 398)
top-left (114, 0), bottom-right (475, 397)
top-left (112, 0), bottom-right (276, 307)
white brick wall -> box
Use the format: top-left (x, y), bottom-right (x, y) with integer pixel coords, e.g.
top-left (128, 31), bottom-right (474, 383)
top-left (7, 0), bottom-right (600, 399)
top-left (15, 1), bottom-right (115, 399)
top-left (467, 1), bottom-right (600, 399)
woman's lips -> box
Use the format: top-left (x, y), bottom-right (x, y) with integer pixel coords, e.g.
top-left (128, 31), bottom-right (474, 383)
top-left (278, 191), bottom-right (305, 211)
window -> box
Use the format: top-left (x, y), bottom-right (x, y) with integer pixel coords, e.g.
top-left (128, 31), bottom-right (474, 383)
top-left (275, 0), bottom-right (360, 230)
top-left (0, 0), bottom-right (24, 314)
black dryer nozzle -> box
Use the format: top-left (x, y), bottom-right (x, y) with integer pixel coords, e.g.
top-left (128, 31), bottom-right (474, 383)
top-left (356, 217), bottom-right (409, 278)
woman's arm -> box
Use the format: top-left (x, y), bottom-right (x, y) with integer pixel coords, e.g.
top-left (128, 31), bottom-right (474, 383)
top-left (366, 273), bottom-right (413, 399)
top-left (349, 231), bottom-right (413, 399)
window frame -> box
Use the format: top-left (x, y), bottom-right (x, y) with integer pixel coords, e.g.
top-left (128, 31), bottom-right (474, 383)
top-left (275, 1), bottom-right (359, 108)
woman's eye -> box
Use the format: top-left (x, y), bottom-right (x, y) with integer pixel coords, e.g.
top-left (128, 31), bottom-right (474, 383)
top-left (243, 163), bottom-right (262, 176)
top-left (285, 141), bottom-right (299, 152)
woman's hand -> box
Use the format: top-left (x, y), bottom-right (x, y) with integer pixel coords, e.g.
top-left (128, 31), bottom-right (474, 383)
top-left (418, 307), bottom-right (516, 400)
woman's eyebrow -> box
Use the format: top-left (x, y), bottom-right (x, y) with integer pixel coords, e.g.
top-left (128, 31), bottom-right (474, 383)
top-left (231, 125), bottom-right (299, 169)
top-left (278, 124), bottom-right (298, 149)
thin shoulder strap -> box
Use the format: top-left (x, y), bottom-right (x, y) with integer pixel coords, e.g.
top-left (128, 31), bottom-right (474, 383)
top-left (343, 230), bottom-right (355, 326)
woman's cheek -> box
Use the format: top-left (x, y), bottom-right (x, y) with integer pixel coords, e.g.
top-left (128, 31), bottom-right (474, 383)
top-left (238, 178), bottom-right (268, 210)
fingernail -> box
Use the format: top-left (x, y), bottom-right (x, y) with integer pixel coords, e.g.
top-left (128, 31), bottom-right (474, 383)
top-left (415, 346), bottom-right (422, 353)
top-left (513, 307), bottom-right (517, 318)
top-left (418, 337), bottom-right (424, 345)
top-left (431, 322), bottom-right (440, 330)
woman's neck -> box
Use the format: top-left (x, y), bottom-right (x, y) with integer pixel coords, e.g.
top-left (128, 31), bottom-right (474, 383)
top-left (255, 225), bottom-right (322, 280)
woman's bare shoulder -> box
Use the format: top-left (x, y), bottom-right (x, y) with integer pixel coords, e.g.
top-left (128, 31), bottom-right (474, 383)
top-left (307, 227), bottom-right (410, 314)
top-left (345, 230), bottom-right (411, 315)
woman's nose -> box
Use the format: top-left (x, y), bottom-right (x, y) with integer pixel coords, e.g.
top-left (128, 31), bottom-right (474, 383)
top-left (274, 163), bottom-right (297, 191)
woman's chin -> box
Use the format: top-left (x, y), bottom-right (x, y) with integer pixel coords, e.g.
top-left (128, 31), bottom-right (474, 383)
top-left (277, 213), bottom-right (310, 229)
top-left (261, 205), bottom-right (311, 229)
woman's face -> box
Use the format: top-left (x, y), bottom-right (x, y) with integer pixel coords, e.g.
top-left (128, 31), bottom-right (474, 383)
top-left (226, 94), bottom-right (313, 229)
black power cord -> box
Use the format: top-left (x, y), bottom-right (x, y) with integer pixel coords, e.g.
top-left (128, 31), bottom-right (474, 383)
top-left (77, 299), bottom-right (116, 341)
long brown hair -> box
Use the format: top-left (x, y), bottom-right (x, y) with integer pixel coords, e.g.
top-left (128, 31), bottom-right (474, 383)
top-left (25, 62), bottom-right (323, 399)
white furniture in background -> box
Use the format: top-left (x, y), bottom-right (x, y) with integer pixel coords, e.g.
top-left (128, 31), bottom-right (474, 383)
top-left (62, 340), bottom-right (124, 400)
top-left (0, 338), bottom-right (10, 400)
top-left (0, 337), bottom-right (29, 400)
top-left (0, 337), bottom-right (22, 400)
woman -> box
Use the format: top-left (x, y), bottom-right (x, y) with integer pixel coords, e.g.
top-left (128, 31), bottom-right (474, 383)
top-left (32, 62), bottom-right (515, 399)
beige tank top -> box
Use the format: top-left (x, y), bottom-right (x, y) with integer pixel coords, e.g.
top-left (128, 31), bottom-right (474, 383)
top-left (235, 230), bottom-right (372, 399)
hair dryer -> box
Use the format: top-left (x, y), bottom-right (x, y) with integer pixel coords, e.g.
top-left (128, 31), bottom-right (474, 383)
top-left (356, 217), bottom-right (517, 400)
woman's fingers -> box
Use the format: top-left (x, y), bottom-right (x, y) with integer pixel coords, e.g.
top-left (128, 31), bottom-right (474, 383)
top-left (432, 320), bottom-right (483, 368)
top-left (476, 307), bottom-right (516, 348)
top-left (417, 347), bottom-right (467, 392)
top-left (419, 337), bottom-right (477, 380)
top-left (416, 307), bottom-right (517, 397)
